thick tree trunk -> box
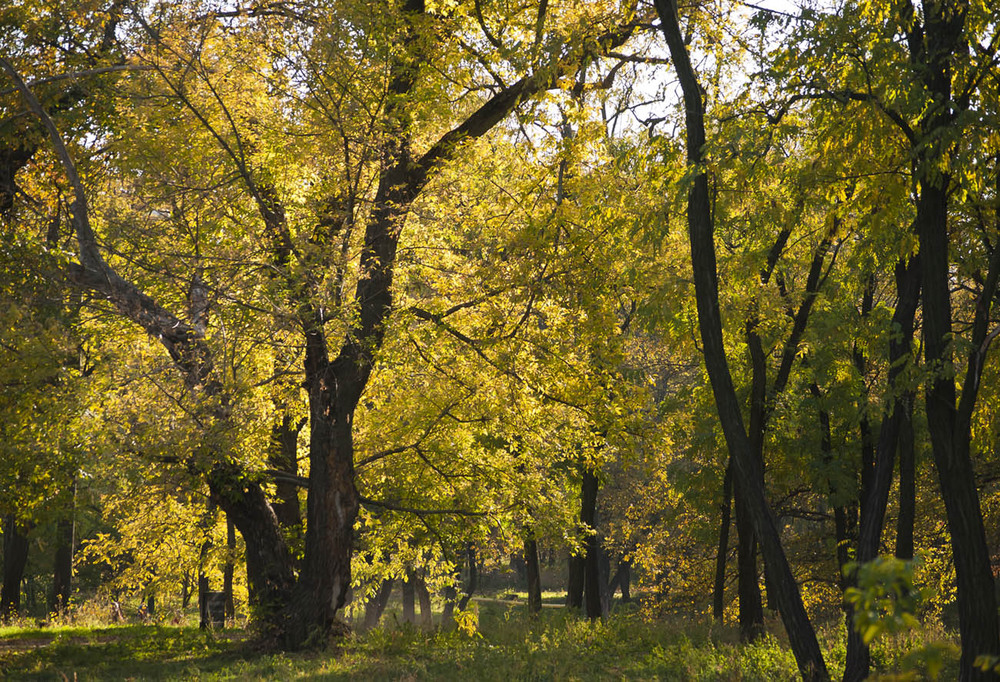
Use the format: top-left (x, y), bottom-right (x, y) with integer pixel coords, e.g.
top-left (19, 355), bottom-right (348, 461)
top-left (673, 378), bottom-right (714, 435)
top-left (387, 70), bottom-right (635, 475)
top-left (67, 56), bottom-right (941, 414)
top-left (654, 1), bottom-right (828, 677)
top-left (525, 534), bottom-right (542, 617)
top-left (713, 463), bottom-right (733, 621)
top-left (283, 394), bottom-right (358, 648)
top-left (206, 464), bottom-right (295, 637)
top-left (1, 517), bottom-right (29, 621)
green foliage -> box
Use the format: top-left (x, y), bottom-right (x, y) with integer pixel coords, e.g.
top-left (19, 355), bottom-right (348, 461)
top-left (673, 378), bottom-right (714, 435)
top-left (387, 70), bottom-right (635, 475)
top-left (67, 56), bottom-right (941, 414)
top-left (844, 557), bottom-right (928, 646)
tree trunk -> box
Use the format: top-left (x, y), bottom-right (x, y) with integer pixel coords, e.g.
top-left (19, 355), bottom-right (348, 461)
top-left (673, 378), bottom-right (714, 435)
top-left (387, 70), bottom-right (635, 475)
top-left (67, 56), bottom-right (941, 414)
top-left (224, 517), bottom-right (236, 620)
top-left (458, 545), bottom-right (478, 612)
top-left (362, 578), bottom-right (393, 631)
top-left (284, 391), bottom-right (359, 648)
top-left (844, 256), bottom-right (921, 681)
top-left (525, 534), bottom-right (542, 617)
top-left (50, 479), bottom-right (75, 616)
top-left (895, 395), bottom-right (916, 561)
top-left (270, 413), bottom-right (303, 531)
top-left (182, 571), bottom-right (192, 609)
top-left (415, 575), bottom-right (433, 630)
top-left (919, 178), bottom-right (1000, 678)
top-left (440, 583), bottom-right (458, 629)
top-left (653, 1), bottom-right (829, 677)
top-left (207, 464), bottom-right (295, 636)
top-left (713, 463), bottom-right (733, 621)
top-left (580, 468), bottom-right (606, 620)
top-left (1, 516), bottom-right (29, 621)
top-left (567, 553), bottom-right (585, 609)
top-left (402, 573), bottom-right (416, 625)
top-left (734, 485), bottom-right (764, 639)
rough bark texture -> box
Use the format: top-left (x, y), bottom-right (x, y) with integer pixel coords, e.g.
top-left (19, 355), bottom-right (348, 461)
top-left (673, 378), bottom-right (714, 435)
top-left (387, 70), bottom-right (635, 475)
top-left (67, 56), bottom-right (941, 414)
top-left (653, 0), bottom-right (829, 677)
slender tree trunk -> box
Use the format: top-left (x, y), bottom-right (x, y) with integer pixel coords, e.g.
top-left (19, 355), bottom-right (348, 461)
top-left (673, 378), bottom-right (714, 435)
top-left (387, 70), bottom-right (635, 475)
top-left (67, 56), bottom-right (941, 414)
top-left (713, 463), bottom-right (733, 621)
top-left (182, 571), bottom-right (192, 609)
top-left (525, 534), bottom-right (542, 617)
top-left (567, 553), bottom-right (585, 609)
top-left (224, 517), bottom-right (236, 620)
top-left (440, 583), bottom-right (458, 629)
top-left (653, 1), bottom-right (829, 677)
top-left (50, 479), bottom-right (75, 616)
top-left (618, 559), bottom-right (632, 603)
top-left (1, 517), bottom-right (29, 621)
top-left (362, 578), bottom-right (393, 631)
top-left (580, 468), bottom-right (606, 620)
top-left (895, 395), bottom-right (916, 561)
top-left (415, 575), bottom-right (433, 630)
top-left (458, 545), bottom-right (478, 611)
top-left (844, 256), bottom-right (921, 681)
top-left (919, 178), bottom-right (1000, 678)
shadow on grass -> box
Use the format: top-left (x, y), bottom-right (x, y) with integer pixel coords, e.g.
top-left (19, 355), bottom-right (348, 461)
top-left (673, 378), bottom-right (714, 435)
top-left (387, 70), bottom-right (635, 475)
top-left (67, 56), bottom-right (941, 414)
top-left (0, 625), bottom-right (252, 681)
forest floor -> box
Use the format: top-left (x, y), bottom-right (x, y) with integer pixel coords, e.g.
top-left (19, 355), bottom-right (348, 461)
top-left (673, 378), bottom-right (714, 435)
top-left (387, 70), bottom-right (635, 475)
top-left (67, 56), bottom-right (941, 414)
top-left (0, 593), bottom-right (959, 680)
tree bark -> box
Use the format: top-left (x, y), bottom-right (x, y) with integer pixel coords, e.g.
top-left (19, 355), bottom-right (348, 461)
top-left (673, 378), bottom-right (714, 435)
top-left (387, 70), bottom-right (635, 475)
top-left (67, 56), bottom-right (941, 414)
top-left (1, 517), bottom-right (29, 621)
top-left (362, 578), bottom-right (393, 631)
top-left (844, 256), bottom-right (921, 682)
top-left (402, 573), bottom-right (416, 625)
top-left (653, 1), bottom-right (829, 677)
top-left (415, 575), bottom-right (433, 630)
top-left (895, 395), bottom-right (916, 561)
top-left (269, 413), bottom-right (304, 531)
top-left (525, 534), bottom-right (542, 617)
top-left (224, 517), bottom-right (236, 620)
top-left (50, 479), bottom-right (76, 616)
top-left (713, 463), bottom-right (733, 621)
top-left (458, 545), bottom-right (478, 611)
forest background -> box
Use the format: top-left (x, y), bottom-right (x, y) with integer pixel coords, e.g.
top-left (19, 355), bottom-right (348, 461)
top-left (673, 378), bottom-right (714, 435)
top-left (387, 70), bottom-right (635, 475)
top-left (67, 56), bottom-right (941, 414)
top-left (1, 0), bottom-right (999, 679)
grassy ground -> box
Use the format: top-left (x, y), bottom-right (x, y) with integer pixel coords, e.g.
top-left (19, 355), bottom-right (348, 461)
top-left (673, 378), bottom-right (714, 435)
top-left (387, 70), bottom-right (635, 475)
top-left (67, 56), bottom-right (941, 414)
top-left (0, 597), bottom-right (959, 680)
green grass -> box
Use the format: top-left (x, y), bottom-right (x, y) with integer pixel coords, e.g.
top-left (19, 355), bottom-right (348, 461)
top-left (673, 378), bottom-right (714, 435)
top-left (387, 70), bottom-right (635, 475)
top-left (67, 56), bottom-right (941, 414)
top-left (0, 602), bottom-right (960, 680)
